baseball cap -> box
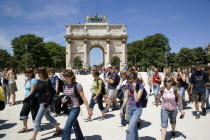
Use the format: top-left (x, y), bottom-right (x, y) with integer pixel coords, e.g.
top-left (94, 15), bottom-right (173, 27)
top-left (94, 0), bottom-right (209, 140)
top-left (132, 66), bottom-right (137, 70)
top-left (195, 61), bottom-right (201, 66)
top-left (123, 67), bottom-right (128, 70)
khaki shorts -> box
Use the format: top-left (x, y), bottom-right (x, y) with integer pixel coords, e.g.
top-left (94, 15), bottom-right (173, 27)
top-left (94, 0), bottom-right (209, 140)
top-left (108, 89), bottom-right (117, 99)
top-left (191, 93), bottom-right (206, 102)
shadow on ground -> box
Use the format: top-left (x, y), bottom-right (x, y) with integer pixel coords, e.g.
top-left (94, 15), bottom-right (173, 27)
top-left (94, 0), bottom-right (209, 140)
top-left (72, 135), bottom-right (102, 140)
top-left (165, 131), bottom-right (187, 140)
top-left (138, 136), bottom-right (156, 140)
top-left (91, 114), bottom-right (115, 121)
top-left (0, 120), bottom-right (17, 139)
top-left (192, 111), bottom-right (205, 116)
top-left (140, 119), bottom-right (152, 130)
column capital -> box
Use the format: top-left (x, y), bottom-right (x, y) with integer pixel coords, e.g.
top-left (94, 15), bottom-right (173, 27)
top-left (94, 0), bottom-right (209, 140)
top-left (67, 39), bottom-right (71, 43)
top-left (107, 39), bottom-right (110, 43)
top-left (122, 39), bottom-right (127, 43)
top-left (84, 39), bottom-right (87, 43)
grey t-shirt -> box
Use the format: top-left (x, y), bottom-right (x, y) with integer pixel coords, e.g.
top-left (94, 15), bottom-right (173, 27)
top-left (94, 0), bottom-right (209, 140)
top-left (190, 70), bottom-right (208, 93)
top-left (148, 70), bottom-right (154, 80)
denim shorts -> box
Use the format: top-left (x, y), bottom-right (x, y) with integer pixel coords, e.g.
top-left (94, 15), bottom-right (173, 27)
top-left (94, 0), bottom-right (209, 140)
top-left (161, 108), bottom-right (177, 128)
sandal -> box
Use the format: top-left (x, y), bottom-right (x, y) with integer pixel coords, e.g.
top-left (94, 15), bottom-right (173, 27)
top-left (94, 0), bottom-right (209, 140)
top-left (9, 102), bottom-right (16, 106)
top-left (17, 128), bottom-right (29, 133)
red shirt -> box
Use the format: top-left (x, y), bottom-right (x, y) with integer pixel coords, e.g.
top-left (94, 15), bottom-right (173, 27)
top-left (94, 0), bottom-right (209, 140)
top-left (153, 74), bottom-right (160, 84)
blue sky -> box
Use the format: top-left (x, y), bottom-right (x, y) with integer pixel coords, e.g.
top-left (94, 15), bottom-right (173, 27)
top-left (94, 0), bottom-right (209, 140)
top-left (0, 0), bottom-right (210, 66)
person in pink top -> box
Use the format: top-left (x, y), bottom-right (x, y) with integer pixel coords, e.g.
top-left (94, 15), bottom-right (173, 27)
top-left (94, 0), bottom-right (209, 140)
top-left (156, 76), bottom-right (185, 140)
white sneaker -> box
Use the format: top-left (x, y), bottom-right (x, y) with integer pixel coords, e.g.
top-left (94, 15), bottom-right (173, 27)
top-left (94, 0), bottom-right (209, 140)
top-left (52, 113), bottom-right (58, 117)
top-left (118, 124), bottom-right (125, 127)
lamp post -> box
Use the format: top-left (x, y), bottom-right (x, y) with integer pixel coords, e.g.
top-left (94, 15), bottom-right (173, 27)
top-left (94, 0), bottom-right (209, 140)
top-left (25, 45), bottom-right (28, 68)
top-left (134, 55), bottom-right (136, 66)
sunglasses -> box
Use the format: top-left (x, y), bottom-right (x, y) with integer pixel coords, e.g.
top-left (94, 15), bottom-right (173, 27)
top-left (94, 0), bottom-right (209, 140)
top-left (165, 80), bottom-right (172, 83)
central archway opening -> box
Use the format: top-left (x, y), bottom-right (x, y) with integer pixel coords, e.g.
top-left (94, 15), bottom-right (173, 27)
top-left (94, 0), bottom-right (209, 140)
top-left (89, 46), bottom-right (104, 70)
top-left (73, 56), bottom-right (83, 69)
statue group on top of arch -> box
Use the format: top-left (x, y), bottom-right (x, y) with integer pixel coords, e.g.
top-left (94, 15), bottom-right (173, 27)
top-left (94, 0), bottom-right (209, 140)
top-left (86, 13), bottom-right (107, 23)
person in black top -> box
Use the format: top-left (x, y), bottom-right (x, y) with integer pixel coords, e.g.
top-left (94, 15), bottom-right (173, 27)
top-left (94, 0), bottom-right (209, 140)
top-left (190, 62), bottom-right (208, 119)
top-left (23, 67), bottom-right (62, 140)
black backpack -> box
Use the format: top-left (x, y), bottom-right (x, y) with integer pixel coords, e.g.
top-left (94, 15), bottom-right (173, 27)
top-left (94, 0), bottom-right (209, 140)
top-left (73, 82), bottom-right (84, 105)
top-left (136, 83), bottom-right (148, 108)
top-left (111, 73), bottom-right (120, 87)
top-left (96, 78), bottom-right (106, 95)
top-left (63, 82), bottom-right (84, 105)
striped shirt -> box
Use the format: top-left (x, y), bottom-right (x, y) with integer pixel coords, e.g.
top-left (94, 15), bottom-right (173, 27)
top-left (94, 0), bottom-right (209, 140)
top-left (63, 83), bottom-right (83, 107)
top-left (161, 87), bottom-right (177, 111)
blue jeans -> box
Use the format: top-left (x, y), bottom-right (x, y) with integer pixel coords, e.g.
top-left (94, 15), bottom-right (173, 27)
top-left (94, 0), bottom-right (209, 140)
top-left (126, 106), bottom-right (142, 140)
top-left (62, 107), bottom-right (84, 140)
top-left (120, 100), bottom-right (127, 126)
top-left (153, 84), bottom-right (160, 102)
top-left (206, 88), bottom-right (210, 108)
top-left (178, 87), bottom-right (186, 110)
top-left (34, 103), bottom-right (57, 131)
top-left (161, 109), bottom-right (177, 128)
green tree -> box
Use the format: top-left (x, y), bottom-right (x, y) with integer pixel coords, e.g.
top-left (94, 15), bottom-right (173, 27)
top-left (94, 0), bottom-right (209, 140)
top-left (167, 53), bottom-right (178, 68)
top-left (11, 34), bottom-right (43, 61)
top-left (74, 57), bottom-right (83, 69)
top-left (0, 49), bottom-right (11, 69)
top-left (11, 34), bottom-right (49, 68)
top-left (127, 33), bottom-right (170, 70)
top-left (192, 47), bottom-right (210, 65)
top-left (97, 62), bottom-right (104, 70)
top-left (127, 40), bottom-right (144, 67)
top-left (111, 57), bottom-right (120, 68)
top-left (44, 42), bottom-right (66, 68)
top-left (177, 48), bottom-right (196, 67)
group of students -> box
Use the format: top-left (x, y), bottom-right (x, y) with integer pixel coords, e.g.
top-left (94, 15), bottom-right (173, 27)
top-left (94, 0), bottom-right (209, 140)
top-left (0, 60), bottom-right (209, 140)
top-left (0, 67), bottom-right (18, 106)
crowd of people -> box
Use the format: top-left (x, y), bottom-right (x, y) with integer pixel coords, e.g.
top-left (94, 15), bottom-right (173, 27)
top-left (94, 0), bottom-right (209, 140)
top-left (0, 61), bottom-right (209, 140)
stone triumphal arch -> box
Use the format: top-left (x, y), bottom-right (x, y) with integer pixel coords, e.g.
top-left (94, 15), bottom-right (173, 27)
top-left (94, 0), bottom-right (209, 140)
top-left (65, 15), bottom-right (128, 70)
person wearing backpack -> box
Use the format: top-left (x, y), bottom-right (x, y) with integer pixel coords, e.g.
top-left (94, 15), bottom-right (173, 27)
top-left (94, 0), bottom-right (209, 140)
top-left (152, 68), bottom-right (162, 105)
top-left (156, 76), bottom-right (185, 139)
top-left (18, 68), bottom-right (39, 133)
top-left (23, 67), bottom-right (62, 140)
top-left (120, 72), bottom-right (144, 140)
top-left (105, 65), bottom-right (120, 112)
top-left (190, 61), bottom-right (208, 119)
top-left (61, 69), bottom-right (92, 140)
top-left (84, 70), bottom-right (105, 121)
top-left (48, 68), bottom-right (60, 117)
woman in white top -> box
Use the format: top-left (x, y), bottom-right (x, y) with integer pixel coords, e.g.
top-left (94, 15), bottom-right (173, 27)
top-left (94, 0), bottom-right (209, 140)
top-left (6, 68), bottom-right (17, 105)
